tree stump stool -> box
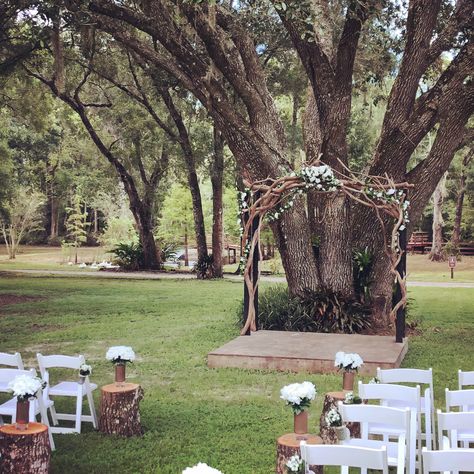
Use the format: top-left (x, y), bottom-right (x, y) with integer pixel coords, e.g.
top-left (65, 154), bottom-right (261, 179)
top-left (319, 391), bottom-right (361, 444)
top-left (276, 433), bottom-right (323, 474)
top-left (0, 422), bottom-right (51, 474)
top-left (99, 383), bottom-right (144, 437)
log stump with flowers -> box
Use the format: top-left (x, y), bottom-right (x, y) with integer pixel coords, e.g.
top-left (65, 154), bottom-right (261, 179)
top-left (0, 423), bottom-right (51, 474)
top-left (319, 392), bottom-right (362, 444)
top-left (277, 382), bottom-right (323, 474)
top-left (99, 346), bottom-right (143, 437)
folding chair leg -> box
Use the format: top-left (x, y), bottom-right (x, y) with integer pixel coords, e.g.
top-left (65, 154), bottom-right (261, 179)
top-left (74, 394), bottom-right (83, 434)
top-left (86, 389), bottom-right (98, 428)
top-left (49, 404), bottom-right (59, 425)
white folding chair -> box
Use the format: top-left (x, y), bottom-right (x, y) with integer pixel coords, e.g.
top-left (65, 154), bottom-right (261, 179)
top-left (0, 352), bottom-right (24, 390)
top-left (37, 353), bottom-right (97, 434)
top-left (377, 367), bottom-right (435, 449)
top-left (338, 402), bottom-right (412, 474)
top-left (458, 370), bottom-right (474, 390)
top-left (422, 447), bottom-right (474, 473)
top-left (0, 368), bottom-right (55, 450)
top-left (438, 408), bottom-right (474, 450)
top-left (358, 381), bottom-right (420, 473)
top-left (445, 388), bottom-right (474, 448)
top-left (299, 442), bottom-right (389, 474)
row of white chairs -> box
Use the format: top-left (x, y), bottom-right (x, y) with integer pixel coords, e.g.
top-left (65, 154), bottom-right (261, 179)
top-left (300, 443), bottom-right (474, 474)
top-left (0, 351), bottom-right (98, 449)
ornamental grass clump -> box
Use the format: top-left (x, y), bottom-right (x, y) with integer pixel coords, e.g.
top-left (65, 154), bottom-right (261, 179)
top-left (8, 375), bottom-right (43, 401)
top-left (182, 463), bottom-right (223, 474)
top-left (280, 381), bottom-right (317, 414)
top-left (334, 352), bottom-right (364, 372)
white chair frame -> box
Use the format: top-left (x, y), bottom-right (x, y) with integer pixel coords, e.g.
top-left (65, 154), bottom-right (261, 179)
top-left (358, 381), bottom-right (420, 473)
top-left (0, 368), bottom-right (55, 450)
top-left (458, 369), bottom-right (474, 390)
top-left (438, 408), bottom-right (474, 450)
top-left (37, 353), bottom-right (98, 434)
top-left (422, 447), bottom-right (474, 473)
top-left (377, 366), bottom-right (435, 449)
top-left (0, 353), bottom-right (24, 391)
top-left (299, 442), bottom-right (389, 474)
top-left (338, 402), bottom-right (412, 474)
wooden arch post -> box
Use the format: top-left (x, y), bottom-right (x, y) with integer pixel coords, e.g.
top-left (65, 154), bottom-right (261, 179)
top-left (242, 192), bottom-right (261, 335)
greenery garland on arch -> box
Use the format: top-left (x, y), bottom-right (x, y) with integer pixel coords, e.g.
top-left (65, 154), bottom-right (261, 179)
top-left (239, 162), bottom-right (412, 336)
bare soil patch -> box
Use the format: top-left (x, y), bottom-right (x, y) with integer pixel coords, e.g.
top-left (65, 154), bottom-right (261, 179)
top-left (0, 294), bottom-right (44, 308)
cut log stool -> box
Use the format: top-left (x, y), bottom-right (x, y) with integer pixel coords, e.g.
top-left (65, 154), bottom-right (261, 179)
top-left (276, 433), bottom-right (323, 474)
top-left (0, 422), bottom-right (51, 474)
top-left (319, 391), bottom-right (361, 444)
top-left (99, 383), bottom-right (144, 437)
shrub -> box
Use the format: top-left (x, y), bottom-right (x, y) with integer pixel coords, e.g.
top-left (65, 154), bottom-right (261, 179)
top-left (193, 254), bottom-right (214, 279)
top-left (111, 242), bottom-right (144, 270)
top-left (353, 247), bottom-right (373, 303)
top-left (160, 242), bottom-right (179, 262)
top-left (238, 285), bottom-right (371, 334)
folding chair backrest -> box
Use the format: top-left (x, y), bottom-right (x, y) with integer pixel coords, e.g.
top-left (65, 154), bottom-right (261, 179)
top-left (437, 410), bottom-right (474, 448)
top-left (377, 367), bottom-right (433, 386)
top-left (0, 352), bottom-right (24, 369)
top-left (458, 370), bottom-right (474, 390)
top-left (300, 442), bottom-right (389, 472)
top-left (37, 353), bottom-right (85, 376)
top-left (358, 381), bottom-right (421, 410)
top-left (445, 388), bottom-right (474, 412)
top-left (422, 448), bottom-right (474, 473)
top-left (0, 368), bottom-right (36, 385)
top-left (339, 402), bottom-right (410, 432)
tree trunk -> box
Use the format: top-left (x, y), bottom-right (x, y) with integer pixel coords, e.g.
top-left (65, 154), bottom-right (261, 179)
top-left (211, 126), bottom-right (224, 278)
top-left (429, 173), bottom-right (447, 261)
top-left (452, 149), bottom-right (473, 246)
top-left (93, 208), bottom-right (99, 234)
top-left (184, 225), bottom-right (189, 267)
top-left (138, 223), bottom-right (160, 270)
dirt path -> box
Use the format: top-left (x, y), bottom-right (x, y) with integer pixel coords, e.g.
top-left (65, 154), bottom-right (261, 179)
top-left (1, 268), bottom-right (473, 288)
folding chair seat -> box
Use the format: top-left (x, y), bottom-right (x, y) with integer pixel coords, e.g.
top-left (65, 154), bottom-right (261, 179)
top-left (338, 402), bottom-right (413, 474)
top-left (422, 447), bottom-right (474, 473)
top-left (299, 442), bottom-right (389, 474)
top-left (358, 381), bottom-right (420, 472)
top-left (458, 369), bottom-right (474, 390)
top-left (377, 367), bottom-right (435, 449)
top-left (0, 368), bottom-right (55, 450)
top-left (0, 352), bottom-right (24, 391)
top-left (37, 353), bottom-right (97, 434)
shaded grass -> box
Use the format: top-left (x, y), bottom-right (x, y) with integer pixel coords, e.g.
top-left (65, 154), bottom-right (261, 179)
top-left (0, 275), bottom-right (473, 473)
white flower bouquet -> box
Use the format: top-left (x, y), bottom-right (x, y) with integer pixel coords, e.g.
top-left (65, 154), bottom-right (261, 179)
top-left (106, 346), bottom-right (136, 364)
top-left (285, 454), bottom-right (304, 474)
top-left (343, 391), bottom-right (362, 405)
top-left (280, 381), bottom-right (317, 414)
top-left (182, 463), bottom-right (223, 474)
top-left (325, 408), bottom-right (342, 427)
top-left (334, 352), bottom-right (364, 372)
top-left (369, 376), bottom-right (380, 384)
top-left (8, 375), bottom-right (44, 402)
top-left (79, 364), bottom-right (92, 376)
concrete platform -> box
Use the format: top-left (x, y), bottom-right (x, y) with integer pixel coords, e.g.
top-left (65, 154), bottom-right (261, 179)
top-left (207, 330), bottom-right (408, 375)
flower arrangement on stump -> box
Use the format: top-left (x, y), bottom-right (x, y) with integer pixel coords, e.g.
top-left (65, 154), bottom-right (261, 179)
top-left (182, 462), bottom-right (223, 474)
top-left (335, 352), bottom-right (363, 391)
top-left (8, 375), bottom-right (44, 431)
top-left (285, 454), bottom-right (304, 474)
top-left (78, 364), bottom-right (92, 385)
top-left (280, 381), bottom-right (317, 435)
top-left (106, 346), bottom-right (135, 386)
top-left (325, 408), bottom-right (347, 442)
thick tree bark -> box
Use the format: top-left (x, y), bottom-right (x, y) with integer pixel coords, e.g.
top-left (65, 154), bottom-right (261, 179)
top-left (211, 126), bottom-right (224, 278)
top-left (429, 173), bottom-right (447, 261)
top-left (452, 149), bottom-right (473, 246)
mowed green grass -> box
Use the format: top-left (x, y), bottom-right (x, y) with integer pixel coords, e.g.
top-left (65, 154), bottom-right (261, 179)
top-left (0, 276), bottom-right (473, 473)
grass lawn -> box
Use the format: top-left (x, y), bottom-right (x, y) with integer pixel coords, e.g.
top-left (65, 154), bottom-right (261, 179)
top-left (0, 275), bottom-right (473, 473)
